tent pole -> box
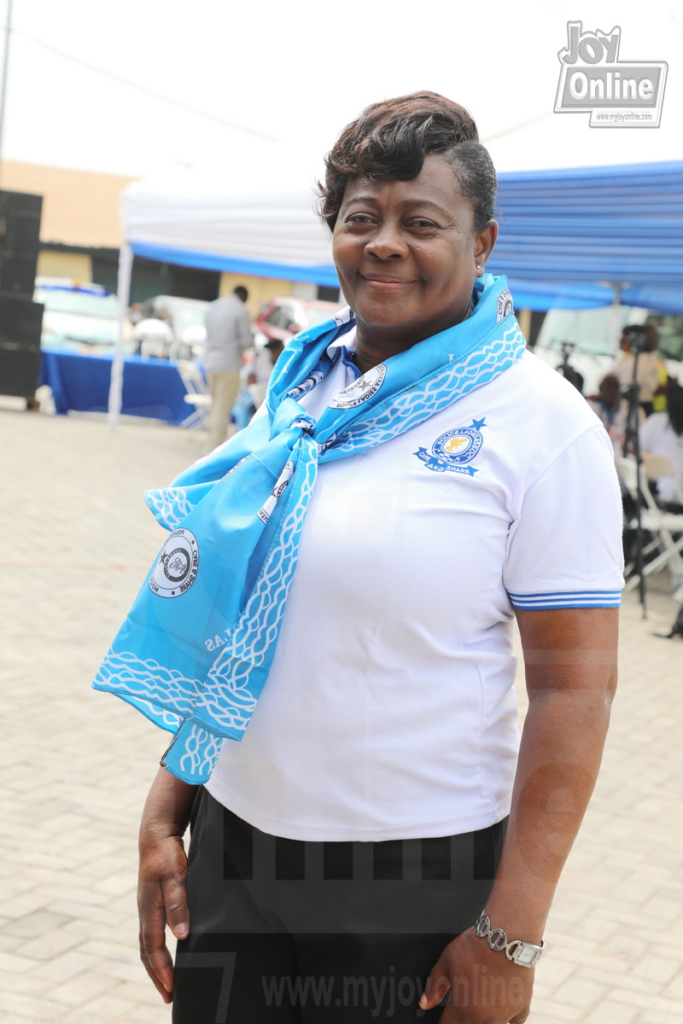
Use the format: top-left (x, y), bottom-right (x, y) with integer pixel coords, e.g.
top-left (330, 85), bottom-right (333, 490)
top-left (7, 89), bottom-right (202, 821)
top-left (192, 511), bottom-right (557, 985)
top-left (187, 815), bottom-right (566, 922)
top-left (516, 307), bottom-right (532, 343)
top-left (611, 282), bottom-right (622, 354)
top-left (0, 0), bottom-right (13, 183)
top-left (108, 242), bottom-right (133, 430)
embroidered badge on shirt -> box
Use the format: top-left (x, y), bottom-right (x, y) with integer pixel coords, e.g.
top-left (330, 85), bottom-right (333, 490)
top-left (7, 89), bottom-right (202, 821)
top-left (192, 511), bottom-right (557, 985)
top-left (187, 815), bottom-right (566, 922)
top-left (414, 419), bottom-right (486, 475)
top-left (149, 528), bottom-right (199, 598)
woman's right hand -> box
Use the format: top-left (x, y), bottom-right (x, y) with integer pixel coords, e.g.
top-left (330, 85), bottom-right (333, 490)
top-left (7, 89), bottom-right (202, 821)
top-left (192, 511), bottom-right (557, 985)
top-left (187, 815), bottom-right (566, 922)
top-left (137, 767), bottom-right (197, 1002)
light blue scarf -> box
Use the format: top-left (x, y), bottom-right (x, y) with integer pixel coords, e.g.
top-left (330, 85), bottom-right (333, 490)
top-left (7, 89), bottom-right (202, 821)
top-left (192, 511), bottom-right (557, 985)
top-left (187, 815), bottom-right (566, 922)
top-left (93, 274), bottom-right (525, 783)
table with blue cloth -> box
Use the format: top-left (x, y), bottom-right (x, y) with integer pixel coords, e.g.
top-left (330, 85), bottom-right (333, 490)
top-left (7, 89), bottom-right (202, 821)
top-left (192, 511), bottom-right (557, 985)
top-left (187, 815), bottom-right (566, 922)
top-left (39, 348), bottom-right (192, 425)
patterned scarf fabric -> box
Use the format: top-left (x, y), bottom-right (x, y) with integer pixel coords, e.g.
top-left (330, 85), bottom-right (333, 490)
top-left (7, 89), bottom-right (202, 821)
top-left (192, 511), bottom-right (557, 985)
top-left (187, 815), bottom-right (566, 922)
top-left (93, 274), bottom-right (525, 783)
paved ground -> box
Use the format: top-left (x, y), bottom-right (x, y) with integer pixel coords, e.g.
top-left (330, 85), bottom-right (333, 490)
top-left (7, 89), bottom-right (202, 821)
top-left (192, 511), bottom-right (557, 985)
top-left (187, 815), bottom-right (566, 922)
top-left (1, 404), bottom-right (682, 1024)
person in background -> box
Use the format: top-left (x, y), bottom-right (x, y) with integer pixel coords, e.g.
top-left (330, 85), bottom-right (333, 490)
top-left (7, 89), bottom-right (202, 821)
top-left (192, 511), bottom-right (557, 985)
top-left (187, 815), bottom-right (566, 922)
top-left (564, 366), bottom-right (584, 395)
top-left (247, 337), bottom-right (284, 410)
top-left (639, 384), bottom-right (683, 510)
top-left (647, 327), bottom-right (670, 414)
top-left (204, 285), bottom-right (251, 450)
top-left (587, 372), bottom-right (645, 457)
top-left (265, 337), bottom-right (285, 364)
top-left (615, 325), bottom-right (667, 417)
top-left (233, 336), bottom-right (286, 429)
top-left (129, 302), bottom-right (144, 326)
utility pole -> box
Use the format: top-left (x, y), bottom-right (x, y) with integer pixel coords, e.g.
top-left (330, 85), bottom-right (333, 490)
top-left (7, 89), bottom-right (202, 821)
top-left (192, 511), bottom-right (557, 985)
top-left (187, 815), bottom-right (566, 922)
top-left (0, 0), bottom-right (13, 183)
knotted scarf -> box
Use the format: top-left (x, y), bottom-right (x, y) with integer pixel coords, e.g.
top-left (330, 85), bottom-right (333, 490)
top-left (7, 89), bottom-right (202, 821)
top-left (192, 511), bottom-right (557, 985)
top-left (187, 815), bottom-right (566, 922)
top-left (93, 274), bottom-right (525, 783)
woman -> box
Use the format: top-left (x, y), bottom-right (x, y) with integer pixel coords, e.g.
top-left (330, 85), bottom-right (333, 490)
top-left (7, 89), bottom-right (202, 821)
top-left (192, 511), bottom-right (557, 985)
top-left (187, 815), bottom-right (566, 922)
top-left (94, 93), bottom-right (623, 1023)
top-left (639, 383), bottom-right (683, 509)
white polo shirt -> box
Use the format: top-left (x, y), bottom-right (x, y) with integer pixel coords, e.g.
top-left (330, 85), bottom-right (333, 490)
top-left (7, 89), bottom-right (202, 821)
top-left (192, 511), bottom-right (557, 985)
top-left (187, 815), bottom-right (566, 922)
top-left (206, 338), bottom-right (624, 842)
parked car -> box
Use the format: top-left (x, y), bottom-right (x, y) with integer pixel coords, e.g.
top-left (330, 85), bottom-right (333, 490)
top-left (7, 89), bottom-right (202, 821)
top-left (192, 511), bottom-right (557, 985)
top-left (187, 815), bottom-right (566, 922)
top-left (35, 277), bottom-right (134, 354)
top-left (136, 295), bottom-right (209, 360)
top-left (254, 297), bottom-right (342, 345)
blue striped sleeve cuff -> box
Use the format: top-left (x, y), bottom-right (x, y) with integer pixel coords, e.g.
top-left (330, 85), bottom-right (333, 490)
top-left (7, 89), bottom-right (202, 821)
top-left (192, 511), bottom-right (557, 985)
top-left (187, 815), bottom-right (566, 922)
top-left (508, 590), bottom-right (622, 610)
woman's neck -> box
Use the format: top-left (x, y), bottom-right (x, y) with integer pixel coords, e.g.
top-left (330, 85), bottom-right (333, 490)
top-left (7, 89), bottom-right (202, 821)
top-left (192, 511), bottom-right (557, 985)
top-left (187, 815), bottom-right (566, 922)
top-left (353, 303), bottom-right (473, 375)
top-left (354, 332), bottom-right (420, 375)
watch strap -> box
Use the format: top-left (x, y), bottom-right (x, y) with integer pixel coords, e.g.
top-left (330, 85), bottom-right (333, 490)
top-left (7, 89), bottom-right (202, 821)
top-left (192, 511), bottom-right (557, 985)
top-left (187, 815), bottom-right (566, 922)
top-left (474, 911), bottom-right (545, 968)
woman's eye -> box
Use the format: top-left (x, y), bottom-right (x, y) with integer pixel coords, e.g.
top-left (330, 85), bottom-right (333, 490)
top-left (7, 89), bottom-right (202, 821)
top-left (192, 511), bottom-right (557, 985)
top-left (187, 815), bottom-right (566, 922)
top-left (346, 214), bottom-right (373, 225)
top-left (410, 219), bottom-right (438, 230)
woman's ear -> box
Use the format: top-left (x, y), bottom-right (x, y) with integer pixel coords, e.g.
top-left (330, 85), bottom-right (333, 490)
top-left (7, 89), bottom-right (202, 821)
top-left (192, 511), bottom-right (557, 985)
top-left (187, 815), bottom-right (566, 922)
top-left (475, 220), bottom-right (499, 272)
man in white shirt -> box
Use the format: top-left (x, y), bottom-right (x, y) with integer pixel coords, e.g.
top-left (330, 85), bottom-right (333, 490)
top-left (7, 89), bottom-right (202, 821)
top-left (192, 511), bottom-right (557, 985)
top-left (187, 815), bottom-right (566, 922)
top-left (204, 286), bottom-right (251, 451)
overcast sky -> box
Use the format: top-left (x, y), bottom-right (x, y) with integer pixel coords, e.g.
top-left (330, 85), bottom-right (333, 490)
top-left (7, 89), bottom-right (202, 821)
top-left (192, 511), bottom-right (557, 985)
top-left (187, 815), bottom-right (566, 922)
top-left (0, 0), bottom-right (681, 187)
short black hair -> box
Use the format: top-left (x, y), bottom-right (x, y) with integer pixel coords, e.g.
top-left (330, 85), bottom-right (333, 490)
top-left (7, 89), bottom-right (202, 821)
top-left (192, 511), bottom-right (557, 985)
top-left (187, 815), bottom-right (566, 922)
top-left (233, 285), bottom-right (248, 302)
top-left (318, 91), bottom-right (497, 233)
top-left (667, 384), bottom-right (683, 436)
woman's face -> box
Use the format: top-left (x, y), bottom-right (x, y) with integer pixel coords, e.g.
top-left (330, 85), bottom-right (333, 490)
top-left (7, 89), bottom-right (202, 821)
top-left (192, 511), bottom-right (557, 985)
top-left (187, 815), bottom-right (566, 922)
top-left (332, 153), bottom-right (497, 346)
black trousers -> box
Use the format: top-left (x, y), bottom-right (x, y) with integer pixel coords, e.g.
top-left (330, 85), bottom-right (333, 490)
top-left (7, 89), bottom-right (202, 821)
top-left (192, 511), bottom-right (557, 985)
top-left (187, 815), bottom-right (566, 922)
top-left (173, 789), bottom-right (507, 1023)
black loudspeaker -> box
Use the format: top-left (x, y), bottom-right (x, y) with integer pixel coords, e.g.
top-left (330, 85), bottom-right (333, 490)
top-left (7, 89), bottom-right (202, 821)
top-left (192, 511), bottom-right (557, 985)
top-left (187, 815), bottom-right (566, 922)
top-left (0, 190), bottom-right (42, 298)
top-left (0, 191), bottom-right (44, 397)
top-left (0, 294), bottom-right (44, 397)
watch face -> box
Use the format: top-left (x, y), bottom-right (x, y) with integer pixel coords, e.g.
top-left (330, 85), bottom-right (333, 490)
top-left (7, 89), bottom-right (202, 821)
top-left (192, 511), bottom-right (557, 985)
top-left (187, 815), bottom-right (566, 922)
top-left (514, 944), bottom-right (541, 967)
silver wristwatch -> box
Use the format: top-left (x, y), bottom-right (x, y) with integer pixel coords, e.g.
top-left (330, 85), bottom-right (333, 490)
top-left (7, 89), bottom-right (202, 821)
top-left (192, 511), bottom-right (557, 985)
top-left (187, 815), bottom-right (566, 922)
top-left (474, 911), bottom-right (545, 968)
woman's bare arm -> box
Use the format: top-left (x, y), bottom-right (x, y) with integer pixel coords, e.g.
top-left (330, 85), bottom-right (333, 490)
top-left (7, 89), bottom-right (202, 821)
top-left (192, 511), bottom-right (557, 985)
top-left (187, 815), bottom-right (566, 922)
top-left (421, 606), bottom-right (618, 1022)
top-left (138, 766), bottom-right (198, 1003)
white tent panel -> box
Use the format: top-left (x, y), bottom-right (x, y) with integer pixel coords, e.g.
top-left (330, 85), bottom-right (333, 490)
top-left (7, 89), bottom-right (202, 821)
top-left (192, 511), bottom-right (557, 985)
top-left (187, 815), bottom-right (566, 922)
top-left (122, 177), bottom-right (334, 269)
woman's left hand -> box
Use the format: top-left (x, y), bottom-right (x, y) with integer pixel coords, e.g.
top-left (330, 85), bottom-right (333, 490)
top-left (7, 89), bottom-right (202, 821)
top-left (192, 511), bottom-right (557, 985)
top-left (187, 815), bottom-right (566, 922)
top-left (419, 607), bottom-right (618, 1021)
top-left (420, 928), bottom-right (532, 1023)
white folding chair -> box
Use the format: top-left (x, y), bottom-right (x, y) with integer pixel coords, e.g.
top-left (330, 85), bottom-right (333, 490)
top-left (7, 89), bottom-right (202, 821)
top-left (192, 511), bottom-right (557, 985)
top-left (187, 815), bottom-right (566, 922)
top-left (176, 360), bottom-right (211, 431)
top-left (642, 452), bottom-right (683, 602)
top-left (642, 451), bottom-right (683, 506)
top-left (617, 456), bottom-right (683, 590)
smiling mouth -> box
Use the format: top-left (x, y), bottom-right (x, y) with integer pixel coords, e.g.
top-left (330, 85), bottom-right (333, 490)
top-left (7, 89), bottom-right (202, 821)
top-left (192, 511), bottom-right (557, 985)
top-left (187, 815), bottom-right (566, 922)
top-left (361, 274), bottom-right (417, 287)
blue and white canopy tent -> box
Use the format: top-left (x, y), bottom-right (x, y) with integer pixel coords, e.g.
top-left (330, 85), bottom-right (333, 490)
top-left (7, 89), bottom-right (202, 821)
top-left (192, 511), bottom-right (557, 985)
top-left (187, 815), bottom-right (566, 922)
top-left (108, 178), bottom-right (336, 424)
top-left (490, 160), bottom-right (683, 313)
top-left (109, 159), bottom-right (683, 424)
